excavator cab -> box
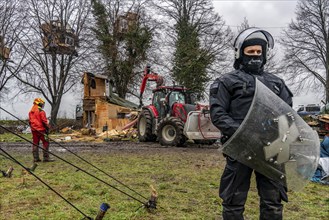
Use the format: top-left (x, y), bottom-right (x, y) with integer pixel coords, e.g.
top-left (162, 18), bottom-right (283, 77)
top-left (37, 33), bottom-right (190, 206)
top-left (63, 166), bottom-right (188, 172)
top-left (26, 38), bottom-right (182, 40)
top-left (168, 91), bottom-right (185, 106)
top-left (152, 90), bottom-right (167, 118)
top-left (166, 89), bottom-right (196, 122)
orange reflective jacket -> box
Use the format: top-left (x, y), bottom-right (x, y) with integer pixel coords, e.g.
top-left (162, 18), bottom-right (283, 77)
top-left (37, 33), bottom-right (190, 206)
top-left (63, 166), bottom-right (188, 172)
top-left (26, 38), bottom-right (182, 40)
top-left (29, 105), bottom-right (49, 131)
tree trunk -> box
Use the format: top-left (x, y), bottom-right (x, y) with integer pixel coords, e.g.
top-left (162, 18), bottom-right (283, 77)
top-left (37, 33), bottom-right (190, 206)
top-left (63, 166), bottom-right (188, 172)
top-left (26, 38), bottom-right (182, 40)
top-left (326, 68), bottom-right (329, 103)
top-left (50, 99), bottom-right (61, 127)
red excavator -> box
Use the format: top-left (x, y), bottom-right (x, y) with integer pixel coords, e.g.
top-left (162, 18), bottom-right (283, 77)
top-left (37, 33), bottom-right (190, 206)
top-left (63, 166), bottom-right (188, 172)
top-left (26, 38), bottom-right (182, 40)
top-left (137, 65), bottom-right (221, 146)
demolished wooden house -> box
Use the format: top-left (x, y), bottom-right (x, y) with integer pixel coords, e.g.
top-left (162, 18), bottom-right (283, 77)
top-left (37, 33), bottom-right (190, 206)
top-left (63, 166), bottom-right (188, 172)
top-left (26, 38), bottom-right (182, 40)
top-left (81, 72), bottom-right (138, 131)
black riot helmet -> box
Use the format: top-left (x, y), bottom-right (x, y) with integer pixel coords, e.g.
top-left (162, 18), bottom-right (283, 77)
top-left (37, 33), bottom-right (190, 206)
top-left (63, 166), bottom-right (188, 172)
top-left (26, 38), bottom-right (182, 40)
top-left (233, 27), bottom-right (274, 70)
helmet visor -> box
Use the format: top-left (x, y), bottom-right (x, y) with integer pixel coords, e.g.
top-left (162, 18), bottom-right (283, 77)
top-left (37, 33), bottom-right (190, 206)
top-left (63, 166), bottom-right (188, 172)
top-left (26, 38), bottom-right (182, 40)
top-left (234, 27), bottom-right (274, 51)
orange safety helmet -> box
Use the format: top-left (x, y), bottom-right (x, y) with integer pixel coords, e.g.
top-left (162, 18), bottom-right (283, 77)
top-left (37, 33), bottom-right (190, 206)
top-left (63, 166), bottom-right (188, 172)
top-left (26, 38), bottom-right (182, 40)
top-left (33, 98), bottom-right (45, 105)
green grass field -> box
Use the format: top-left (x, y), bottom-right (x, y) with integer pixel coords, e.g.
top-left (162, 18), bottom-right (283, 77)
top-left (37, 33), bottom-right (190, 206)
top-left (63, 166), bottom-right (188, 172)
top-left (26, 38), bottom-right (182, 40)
top-left (0, 133), bottom-right (32, 142)
top-left (0, 147), bottom-right (328, 220)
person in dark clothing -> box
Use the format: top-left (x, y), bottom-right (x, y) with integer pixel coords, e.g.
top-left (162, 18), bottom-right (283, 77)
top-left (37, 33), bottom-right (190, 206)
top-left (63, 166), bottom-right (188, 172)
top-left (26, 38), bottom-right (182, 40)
top-left (210, 28), bottom-right (293, 220)
top-left (29, 98), bottom-right (53, 162)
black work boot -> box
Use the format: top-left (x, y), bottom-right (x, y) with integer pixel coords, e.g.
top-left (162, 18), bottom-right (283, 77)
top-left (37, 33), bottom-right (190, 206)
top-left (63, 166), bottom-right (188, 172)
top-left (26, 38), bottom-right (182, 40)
top-left (33, 150), bottom-right (41, 162)
top-left (43, 149), bottom-right (54, 162)
top-left (43, 157), bottom-right (55, 162)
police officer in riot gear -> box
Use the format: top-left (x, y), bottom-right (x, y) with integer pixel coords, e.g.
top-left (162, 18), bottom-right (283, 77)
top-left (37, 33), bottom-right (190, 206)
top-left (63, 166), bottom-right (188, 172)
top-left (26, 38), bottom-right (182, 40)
top-left (210, 28), bottom-right (293, 220)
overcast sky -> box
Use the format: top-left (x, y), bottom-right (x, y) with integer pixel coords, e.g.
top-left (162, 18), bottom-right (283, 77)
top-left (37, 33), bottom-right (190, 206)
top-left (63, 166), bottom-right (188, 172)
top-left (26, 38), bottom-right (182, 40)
top-left (0, 0), bottom-right (322, 120)
top-left (212, 0), bottom-right (323, 107)
top-left (213, 0), bottom-right (297, 56)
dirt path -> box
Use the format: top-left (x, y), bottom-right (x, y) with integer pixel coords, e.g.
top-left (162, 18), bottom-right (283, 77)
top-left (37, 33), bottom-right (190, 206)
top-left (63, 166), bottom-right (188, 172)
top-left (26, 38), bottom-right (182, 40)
top-left (0, 141), bottom-right (221, 154)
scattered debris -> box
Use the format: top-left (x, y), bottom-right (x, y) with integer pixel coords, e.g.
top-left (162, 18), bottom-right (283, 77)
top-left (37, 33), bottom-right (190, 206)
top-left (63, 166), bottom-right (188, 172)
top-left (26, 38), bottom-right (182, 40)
top-left (14, 119), bottom-right (139, 143)
top-left (64, 136), bottom-right (72, 141)
top-left (318, 114), bottom-right (329, 123)
top-left (99, 127), bottom-right (137, 142)
top-left (22, 126), bottom-right (31, 134)
top-left (81, 128), bottom-right (96, 136)
top-left (145, 185), bottom-right (158, 210)
top-left (306, 114), bottom-right (329, 136)
top-left (1, 166), bottom-right (14, 178)
top-left (61, 127), bottom-right (73, 134)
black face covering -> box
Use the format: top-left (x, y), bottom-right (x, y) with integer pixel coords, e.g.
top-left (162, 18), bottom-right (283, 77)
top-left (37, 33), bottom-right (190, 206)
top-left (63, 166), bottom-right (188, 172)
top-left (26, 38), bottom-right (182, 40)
top-left (241, 55), bottom-right (263, 74)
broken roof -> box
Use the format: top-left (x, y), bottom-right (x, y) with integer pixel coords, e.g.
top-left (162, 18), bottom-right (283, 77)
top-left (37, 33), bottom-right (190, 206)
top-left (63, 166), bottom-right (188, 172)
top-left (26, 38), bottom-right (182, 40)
top-left (84, 72), bottom-right (139, 110)
top-left (107, 93), bottom-right (138, 110)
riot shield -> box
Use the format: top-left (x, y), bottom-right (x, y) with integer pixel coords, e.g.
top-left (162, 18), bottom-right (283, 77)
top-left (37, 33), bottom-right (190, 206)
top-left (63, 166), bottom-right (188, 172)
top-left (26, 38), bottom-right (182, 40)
top-left (221, 79), bottom-right (320, 191)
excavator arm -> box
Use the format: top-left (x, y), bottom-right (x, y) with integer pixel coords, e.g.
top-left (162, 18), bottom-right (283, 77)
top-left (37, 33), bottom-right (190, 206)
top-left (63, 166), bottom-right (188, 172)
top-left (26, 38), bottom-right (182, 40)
top-left (139, 65), bottom-right (164, 107)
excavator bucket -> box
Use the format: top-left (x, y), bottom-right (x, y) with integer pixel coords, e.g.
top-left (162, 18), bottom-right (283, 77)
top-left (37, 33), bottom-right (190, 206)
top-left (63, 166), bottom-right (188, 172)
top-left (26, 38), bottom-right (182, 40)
top-left (184, 111), bottom-right (221, 140)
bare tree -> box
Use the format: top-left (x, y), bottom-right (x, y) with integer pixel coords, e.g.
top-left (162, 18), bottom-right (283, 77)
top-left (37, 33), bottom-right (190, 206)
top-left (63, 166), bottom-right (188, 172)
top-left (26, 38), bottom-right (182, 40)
top-left (0, 1), bottom-right (26, 98)
top-left (14, 0), bottom-right (92, 125)
top-left (280, 0), bottom-right (329, 101)
top-left (151, 0), bottom-right (233, 97)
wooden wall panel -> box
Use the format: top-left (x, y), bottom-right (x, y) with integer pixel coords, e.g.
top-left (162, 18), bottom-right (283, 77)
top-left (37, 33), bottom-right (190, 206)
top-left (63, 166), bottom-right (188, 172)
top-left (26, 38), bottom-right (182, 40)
top-left (83, 73), bottom-right (89, 97)
top-left (94, 99), bottom-right (131, 131)
top-left (83, 73), bottom-right (106, 97)
top-left (90, 78), bottom-right (105, 97)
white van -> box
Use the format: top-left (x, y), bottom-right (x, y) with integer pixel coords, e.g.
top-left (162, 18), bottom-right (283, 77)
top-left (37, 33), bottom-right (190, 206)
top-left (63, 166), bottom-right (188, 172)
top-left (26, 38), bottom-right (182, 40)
top-left (295, 104), bottom-right (321, 116)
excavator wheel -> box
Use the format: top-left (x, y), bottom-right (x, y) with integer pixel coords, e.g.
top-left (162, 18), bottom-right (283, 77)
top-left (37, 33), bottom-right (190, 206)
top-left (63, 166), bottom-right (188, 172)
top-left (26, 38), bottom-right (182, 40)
top-left (138, 109), bottom-right (156, 142)
top-left (158, 117), bottom-right (186, 147)
top-left (194, 139), bottom-right (217, 145)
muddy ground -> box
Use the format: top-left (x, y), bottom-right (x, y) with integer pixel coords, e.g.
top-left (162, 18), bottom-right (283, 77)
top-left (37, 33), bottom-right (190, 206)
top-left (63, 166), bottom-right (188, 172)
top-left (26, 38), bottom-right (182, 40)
top-left (0, 141), bottom-right (223, 158)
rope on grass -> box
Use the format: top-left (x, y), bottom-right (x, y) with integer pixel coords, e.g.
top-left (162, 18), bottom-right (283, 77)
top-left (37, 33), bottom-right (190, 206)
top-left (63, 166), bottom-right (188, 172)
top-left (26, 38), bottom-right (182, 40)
top-left (0, 106), bottom-right (149, 202)
top-left (0, 152), bottom-right (15, 162)
top-left (0, 147), bottom-right (91, 219)
top-left (0, 124), bottom-right (147, 206)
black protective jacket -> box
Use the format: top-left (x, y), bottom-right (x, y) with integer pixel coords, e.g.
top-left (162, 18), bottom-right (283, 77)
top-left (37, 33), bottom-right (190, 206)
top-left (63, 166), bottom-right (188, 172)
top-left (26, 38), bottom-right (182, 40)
top-left (210, 69), bottom-right (293, 138)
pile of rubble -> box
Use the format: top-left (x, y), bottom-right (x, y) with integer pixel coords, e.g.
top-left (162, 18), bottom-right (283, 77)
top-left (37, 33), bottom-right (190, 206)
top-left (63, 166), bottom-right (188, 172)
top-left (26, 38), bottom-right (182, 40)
top-left (306, 114), bottom-right (329, 136)
top-left (49, 126), bottom-right (138, 143)
top-left (98, 127), bottom-right (138, 141)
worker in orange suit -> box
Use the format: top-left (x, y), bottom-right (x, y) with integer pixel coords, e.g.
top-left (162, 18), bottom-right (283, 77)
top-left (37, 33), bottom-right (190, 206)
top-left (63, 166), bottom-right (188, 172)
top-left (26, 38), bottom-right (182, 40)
top-left (29, 98), bottom-right (53, 162)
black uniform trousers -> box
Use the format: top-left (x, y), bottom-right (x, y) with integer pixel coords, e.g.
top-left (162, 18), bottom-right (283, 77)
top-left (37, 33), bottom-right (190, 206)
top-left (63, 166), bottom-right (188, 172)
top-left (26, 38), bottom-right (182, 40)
top-left (220, 156), bottom-right (287, 220)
